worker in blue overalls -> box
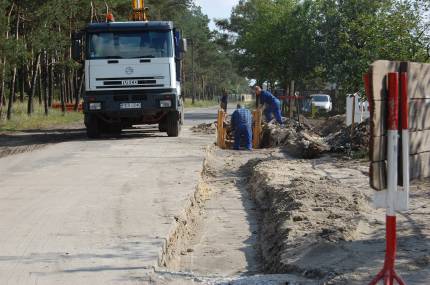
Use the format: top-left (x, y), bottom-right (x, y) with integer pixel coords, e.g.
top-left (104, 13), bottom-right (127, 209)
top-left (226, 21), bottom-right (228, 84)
top-left (254, 85), bottom-right (283, 124)
top-left (231, 104), bottom-right (253, 151)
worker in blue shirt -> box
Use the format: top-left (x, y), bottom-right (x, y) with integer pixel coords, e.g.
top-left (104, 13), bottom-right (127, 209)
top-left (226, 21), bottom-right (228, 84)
top-left (231, 104), bottom-right (253, 151)
top-left (254, 85), bottom-right (283, 124)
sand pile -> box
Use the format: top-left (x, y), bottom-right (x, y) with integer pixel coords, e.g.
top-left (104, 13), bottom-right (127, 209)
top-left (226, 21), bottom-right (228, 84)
top-left (261, 119), bottom-right (330, 159)
top-left (260, 116), bottom-right (370, 158)
top-left (247, 158), bottom-right (371, 281)
top-left (319, 115), bottom-right (347, 136)
top-left (325, 119), bottom-right (370, 154)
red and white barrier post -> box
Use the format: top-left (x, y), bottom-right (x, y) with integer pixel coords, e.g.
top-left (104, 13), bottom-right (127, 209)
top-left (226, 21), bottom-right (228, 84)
top-left (369, 72), bottom-right (406, 285)
top-left (400, 73), bottom-right (410, 208)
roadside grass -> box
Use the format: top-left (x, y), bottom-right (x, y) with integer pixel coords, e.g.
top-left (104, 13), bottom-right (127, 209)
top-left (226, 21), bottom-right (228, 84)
top-left (0, 102), bottom-right (83, 132)
top-left (184, 99), bottom-right (218, 108)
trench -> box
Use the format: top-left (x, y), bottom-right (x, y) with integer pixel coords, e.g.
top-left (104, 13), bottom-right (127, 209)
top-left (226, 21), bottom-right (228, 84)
top-left (159, 148), bottom-right (261, 275)
top-left (157, 147), bottom-right (311, 284)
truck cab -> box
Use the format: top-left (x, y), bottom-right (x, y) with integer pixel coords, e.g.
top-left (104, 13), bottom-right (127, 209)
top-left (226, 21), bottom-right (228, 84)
top-left (73, 21), bottom-right (186, 138)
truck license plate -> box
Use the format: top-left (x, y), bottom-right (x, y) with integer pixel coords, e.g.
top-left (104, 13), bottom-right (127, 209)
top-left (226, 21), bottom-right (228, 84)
top-left (120, 103), bottom-right (141, 109)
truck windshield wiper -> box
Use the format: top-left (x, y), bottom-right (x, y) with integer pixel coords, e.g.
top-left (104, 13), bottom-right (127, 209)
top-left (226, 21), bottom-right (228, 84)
top-left (134, 55), bottom-right (155, 58)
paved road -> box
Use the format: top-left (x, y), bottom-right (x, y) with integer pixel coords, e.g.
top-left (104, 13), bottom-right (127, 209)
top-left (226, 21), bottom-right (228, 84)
top-left (0, 107), bottom-right (218, 285)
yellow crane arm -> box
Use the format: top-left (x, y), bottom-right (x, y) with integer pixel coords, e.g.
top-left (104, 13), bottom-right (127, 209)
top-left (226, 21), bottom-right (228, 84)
top-left (131, 0), bottom-right (149, 21)
top-left (132, 0), bottom-right (144, 9)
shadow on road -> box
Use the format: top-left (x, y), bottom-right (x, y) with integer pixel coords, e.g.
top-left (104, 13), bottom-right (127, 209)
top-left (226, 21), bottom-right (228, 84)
top-left (0, 126), bottom-right (170, 159)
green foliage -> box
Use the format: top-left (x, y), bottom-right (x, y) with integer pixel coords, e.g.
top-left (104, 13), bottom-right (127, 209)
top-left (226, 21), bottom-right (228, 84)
top-left (219, 0), bottom-right (430, 95)
top-left (0, 0), bottom-right (247, 121)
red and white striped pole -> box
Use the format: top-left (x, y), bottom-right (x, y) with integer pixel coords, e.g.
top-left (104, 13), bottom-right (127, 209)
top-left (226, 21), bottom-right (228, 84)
top-left (369, 72), bottom-right (405, 285)
top-left (400, 73), bottom-right (410, 208)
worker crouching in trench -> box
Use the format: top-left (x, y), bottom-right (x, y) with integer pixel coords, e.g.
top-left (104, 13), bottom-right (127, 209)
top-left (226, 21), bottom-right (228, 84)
top-left (254, 85), bottom-right (283, 125)
top-left (231, 104), bottom-right (253, 151)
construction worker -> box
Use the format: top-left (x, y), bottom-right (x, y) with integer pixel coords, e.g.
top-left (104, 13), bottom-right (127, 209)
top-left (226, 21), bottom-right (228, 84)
top-left (254, 86), bottom-right (283, 124)
top-left (231, 104), bottom-right (253, 151)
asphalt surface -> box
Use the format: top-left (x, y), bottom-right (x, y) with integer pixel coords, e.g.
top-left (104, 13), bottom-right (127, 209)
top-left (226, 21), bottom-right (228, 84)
top-left (0, 107), bottom-right (218, 284)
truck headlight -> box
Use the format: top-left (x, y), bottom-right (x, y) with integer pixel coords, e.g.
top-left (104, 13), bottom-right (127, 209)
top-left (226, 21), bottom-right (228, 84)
top-left (89, 102), bottom-right (102, 110)
top-left (160, 100), bottom-right (172, 108)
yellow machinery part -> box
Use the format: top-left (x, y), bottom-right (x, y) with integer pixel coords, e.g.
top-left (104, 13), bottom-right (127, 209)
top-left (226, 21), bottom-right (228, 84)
top-left (252, 109), bottom-right (262, 149)
top-left (217, 109), bottom-right (226, 149)
top-left (132, 0), bottom-right (144, 9)
top-left (131, 0), bottom-right (149, 21)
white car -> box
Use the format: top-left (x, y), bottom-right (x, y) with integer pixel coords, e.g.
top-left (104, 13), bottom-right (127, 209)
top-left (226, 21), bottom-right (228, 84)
top-left (310, 94), bottom-right (332, 112)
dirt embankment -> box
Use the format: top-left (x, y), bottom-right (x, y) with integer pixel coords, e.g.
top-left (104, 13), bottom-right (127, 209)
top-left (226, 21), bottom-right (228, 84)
top-left (246, 157), bottom-right (430, 284)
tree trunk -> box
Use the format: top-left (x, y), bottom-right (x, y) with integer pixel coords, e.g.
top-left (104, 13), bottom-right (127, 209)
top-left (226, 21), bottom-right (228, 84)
top-left (0, 3), bottom-right (15, 118)
top-left (75, 70), bottom-right (84, 111)
top-left (42, 52), bottom-right (49, 111)
top-left (37, 64), bottom-right (42, 104)
top-left (0, 59), bottom-right (5, 119)
top-left (28, 53), bottom-right (41, 115)
top-left (7, 5), bottom-right (20, 120)
top-left (48, 56), bottom-right (53, 106)
top-left (60, 71), bottom-right (66, 113)
top-left (64, 69), bottom-right (71, 104)
top-left (7, 69), bottom-right (17, 120)
top-left (19, 68), bottom-right (24, 102)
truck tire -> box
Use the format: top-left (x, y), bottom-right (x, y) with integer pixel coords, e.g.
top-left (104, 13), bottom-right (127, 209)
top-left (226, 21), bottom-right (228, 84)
top-left (85, 114), bottom-right (101, 139)
top-left (166, 111), bottom-right (180, 137)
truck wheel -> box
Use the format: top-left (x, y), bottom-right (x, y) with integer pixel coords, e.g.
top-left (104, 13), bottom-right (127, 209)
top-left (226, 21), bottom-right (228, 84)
top-left (166, 111), bottom-right (180, 137)
top-left (85, 114), bottom-right (101, 139)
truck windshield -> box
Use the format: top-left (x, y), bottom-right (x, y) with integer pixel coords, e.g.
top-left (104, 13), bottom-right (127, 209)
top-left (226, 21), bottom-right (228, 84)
top-left (88, 31), bottom-right (173, 59)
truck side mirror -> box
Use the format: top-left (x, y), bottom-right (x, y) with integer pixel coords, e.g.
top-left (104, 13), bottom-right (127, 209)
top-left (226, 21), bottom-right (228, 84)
top-left (71, 32), bottom-right (83, 62)
top-left (181, 39), bottom-right (187, 53)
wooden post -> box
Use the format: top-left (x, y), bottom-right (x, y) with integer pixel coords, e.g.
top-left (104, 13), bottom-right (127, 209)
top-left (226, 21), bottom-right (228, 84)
top-left (217, 109), bottom-right (226, 149)
top-left (289, 80), bottom-right (295, 119)
top-left (253, 109), bottom-right (262, 149)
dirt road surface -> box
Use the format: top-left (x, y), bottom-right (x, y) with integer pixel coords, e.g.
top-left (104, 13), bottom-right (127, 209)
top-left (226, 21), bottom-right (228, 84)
top-left (0, 107), bottom-right (219, 284)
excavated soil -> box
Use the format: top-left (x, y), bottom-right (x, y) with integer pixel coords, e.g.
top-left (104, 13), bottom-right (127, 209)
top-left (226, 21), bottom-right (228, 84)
top-left (260, 116), bottom-right (369, 158)
top-left (247, 157), bottom-right (430, 284)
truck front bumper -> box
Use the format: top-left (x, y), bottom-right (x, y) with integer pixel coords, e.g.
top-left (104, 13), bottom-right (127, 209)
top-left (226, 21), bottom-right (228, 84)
top-left (83, 89), bottom-right (181, 124)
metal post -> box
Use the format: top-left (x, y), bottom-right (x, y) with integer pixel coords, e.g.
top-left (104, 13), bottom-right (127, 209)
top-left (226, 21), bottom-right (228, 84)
top-left (400, 73), bottom-right (409, 208)
top-left (368, 72), bottom-right (405, 285)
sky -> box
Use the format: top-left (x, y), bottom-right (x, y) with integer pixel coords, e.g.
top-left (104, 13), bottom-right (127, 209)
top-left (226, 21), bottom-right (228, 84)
top-left (194, 0), bottom-right (239, 30)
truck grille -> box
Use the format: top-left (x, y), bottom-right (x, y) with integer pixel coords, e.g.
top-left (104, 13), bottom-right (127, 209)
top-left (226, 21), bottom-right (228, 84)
top-left (96, 76), bottom-right (165, 89)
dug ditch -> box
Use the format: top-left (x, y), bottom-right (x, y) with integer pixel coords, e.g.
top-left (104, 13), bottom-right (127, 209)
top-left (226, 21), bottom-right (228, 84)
top-left (159, 147), bottom-right (312, 284)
